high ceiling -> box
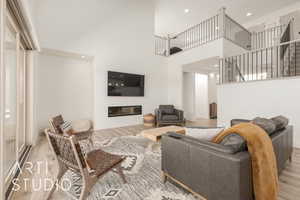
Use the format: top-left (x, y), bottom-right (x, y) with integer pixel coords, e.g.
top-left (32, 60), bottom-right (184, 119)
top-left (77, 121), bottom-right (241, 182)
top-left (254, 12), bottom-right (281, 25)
top-left (155, 0), bottom-right (299, 36)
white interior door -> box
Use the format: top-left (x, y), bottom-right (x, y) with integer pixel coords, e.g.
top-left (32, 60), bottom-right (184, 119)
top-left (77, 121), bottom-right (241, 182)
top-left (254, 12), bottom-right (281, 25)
top-left (195, 73), bottom-right (209, 119)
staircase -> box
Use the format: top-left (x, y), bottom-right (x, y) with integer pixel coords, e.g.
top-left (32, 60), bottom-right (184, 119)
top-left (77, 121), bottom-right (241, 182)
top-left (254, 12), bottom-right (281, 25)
top-left (282, 41), bottom-right (300, 76)
top-left (219, 18), bottom-right (300, 84)
top-left (155, 7), bottom-right (300, 85)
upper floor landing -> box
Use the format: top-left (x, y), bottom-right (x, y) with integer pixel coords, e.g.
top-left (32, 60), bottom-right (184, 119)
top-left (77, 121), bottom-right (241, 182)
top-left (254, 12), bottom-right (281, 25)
top-left (155, 7), bottom-right (292, 58)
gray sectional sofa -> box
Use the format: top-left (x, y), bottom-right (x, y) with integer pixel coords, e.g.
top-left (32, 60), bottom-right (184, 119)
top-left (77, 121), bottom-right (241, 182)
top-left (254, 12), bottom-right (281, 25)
top-left (161, 119), bottom-right (293, 200)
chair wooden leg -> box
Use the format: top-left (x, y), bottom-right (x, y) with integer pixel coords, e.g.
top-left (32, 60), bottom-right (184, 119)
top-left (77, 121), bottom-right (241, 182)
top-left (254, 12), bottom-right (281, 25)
top-left (116, 164), bottom-right (127, 184)
top-left (89, 137), bottom-right (94, 150)
top-left (79, 185), bottom-right (90, 200)
top-left (79, 174), bottom-right (98, 200)
top-left (289, 155), bottom-right (293, 163)
top-left (47, 164), bottom-right (66, 200)
top-left (162, 172), bottom-right (167, 184)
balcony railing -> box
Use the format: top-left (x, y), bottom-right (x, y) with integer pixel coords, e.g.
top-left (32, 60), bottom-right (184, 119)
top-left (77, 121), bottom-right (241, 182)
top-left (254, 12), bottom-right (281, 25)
top-left (169, 14), bottom-right (220, 54)
top-left (155, 35), bottom-right (167, 56)
top-left (224, 15), bottom-right (252, 50)
top-left (251, 24), bottom-right (287, 50)
top-left (155, 8), bottom-right (291, 58)
top-left (219, 39), bottom-right (300, 84)
top-left (155, 8), bottom-right (253, 56)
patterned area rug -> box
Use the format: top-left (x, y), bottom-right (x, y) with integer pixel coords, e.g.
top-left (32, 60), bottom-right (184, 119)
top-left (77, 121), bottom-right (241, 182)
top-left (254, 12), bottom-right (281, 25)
top-left (64, 135), bottom-right (197, 200)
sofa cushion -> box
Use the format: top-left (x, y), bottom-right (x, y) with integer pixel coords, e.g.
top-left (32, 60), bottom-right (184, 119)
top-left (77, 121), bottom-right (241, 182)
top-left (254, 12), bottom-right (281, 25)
top-left (185, 127), bottom-right (224, 141)
top-left (251, 117), bottom-right (276, 135)
top-left (220, 133), bottom-right (247, 153)
top-left (271, 115), bottom-right (289, 131)
top-left (159, 105), bottom-right (174, 114)
top-left (71, 119), bottom-right (92, 132)
top-left (162, 114), bottom-right (178, 121)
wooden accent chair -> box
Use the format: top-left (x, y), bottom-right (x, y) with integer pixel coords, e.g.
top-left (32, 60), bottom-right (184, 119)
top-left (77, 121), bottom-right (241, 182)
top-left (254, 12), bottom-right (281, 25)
top-left (49, 115), bottom-right (94, 147)
top-left (45, 129), bottom-right (127, 200)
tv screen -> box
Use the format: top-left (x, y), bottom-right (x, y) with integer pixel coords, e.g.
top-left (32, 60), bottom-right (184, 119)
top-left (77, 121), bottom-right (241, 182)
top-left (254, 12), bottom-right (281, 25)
top-left (108, 71), bottom-right (145, 96)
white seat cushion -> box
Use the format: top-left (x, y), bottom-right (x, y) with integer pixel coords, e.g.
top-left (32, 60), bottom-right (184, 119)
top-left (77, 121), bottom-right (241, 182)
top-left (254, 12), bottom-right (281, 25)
top-left (71, 119), bottom-right (93, 132)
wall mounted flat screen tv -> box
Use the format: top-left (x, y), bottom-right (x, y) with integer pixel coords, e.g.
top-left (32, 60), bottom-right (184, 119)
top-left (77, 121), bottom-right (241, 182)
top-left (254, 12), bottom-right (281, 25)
top-left (108, 71), bottom-right (145, 96)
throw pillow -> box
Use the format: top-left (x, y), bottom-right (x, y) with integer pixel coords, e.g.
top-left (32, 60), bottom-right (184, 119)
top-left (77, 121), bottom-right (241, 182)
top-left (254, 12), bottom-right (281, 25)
top-left (220, 133), bottom-right (247, 153)
top-left (185, 127), bottom-right (225, 141)
top-left (251, 117), bottom-right (276, 135)
top-left (270, 115), bottom-right (289, 131)
top-left (60, 121), bottom-right (74, 136)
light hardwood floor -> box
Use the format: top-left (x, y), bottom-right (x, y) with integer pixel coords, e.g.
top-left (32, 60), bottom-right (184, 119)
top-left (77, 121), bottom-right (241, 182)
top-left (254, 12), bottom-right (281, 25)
top-left (10, 121), bottom-right (300, 200)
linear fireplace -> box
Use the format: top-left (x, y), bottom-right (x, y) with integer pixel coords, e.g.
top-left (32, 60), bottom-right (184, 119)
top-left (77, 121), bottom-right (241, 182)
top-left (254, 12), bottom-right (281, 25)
top-left (108, 105), bottom-right (142, 117)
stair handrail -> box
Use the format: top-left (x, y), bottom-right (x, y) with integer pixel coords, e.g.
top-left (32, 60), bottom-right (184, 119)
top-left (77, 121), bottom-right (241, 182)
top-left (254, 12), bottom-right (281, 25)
top-left (251, 23), bottom-right (287, 50)
top-left (219, 39), bottom-right (300, 84)
top-left (224, 58), bottom-right (245, 82)
top-left (280, 20), bottom-right (292, 59)
top-left (280, 19), bottom-right (293, 42)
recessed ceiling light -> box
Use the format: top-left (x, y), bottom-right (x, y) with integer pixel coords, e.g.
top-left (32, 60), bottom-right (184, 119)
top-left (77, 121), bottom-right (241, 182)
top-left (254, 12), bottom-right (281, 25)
top-left (81, 55), bottom-right (85, 58)
top-left (246, 12), bottom-right (253, 17)
top-left (184, 9), bottom-right (190, 13)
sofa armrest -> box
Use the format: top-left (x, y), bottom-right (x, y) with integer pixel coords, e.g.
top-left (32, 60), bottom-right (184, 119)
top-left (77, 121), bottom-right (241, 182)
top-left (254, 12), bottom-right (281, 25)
top-left (161, 133), bottom-right (253, 200)
top-left (174, 109), bottom-right (184, 120)
top-left (155, 109), bottom-right (163, 121)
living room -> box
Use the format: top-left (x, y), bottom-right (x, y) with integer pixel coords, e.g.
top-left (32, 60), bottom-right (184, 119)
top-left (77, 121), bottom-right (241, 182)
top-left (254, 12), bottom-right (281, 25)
top-left (1, 0), bottom-right (300, 200)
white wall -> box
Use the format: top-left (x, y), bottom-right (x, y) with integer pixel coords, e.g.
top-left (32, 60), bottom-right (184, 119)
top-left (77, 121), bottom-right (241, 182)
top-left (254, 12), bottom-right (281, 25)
top-left (195, 73), bottom-right (209, 119)
top-left (243, 2), bottom-right (300, 40)
top-left (28, 0), bottom-right (169, 132)
top-left (243, 2), bottom-right (300, 28)
top-left (166, 38), bottom-right (247, 111)
top-left (218, 78), bottom-right (300, 148)
top-left (34, 53), bottom-right (93, 134)
top-left (223, 38), bottom-right (248, 58)
top-left (182, 72), bottom-right (196, 120)
top-left (167, 39), bottom-right (224, 108)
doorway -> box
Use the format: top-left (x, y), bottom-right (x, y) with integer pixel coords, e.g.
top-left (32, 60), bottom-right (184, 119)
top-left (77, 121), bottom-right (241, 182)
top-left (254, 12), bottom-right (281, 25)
top-left (182, 57), bottom-right (219, 123)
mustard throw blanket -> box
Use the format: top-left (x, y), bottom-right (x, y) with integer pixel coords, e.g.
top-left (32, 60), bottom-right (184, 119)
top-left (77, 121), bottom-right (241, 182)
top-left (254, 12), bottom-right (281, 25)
top-left (212, 123), bottom-right (278, 200)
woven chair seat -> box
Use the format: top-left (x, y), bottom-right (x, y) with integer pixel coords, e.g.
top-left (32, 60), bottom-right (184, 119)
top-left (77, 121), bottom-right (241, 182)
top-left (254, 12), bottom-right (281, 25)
top-left (86, 149), bottom-right (124, 177)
